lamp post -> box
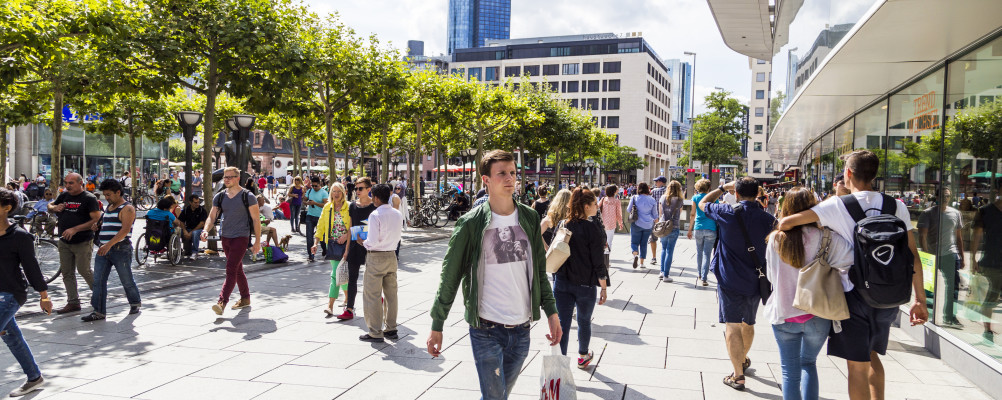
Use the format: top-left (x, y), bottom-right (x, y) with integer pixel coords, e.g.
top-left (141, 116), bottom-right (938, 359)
top-left (684, 51), bottom-right (697, 171)
top-left (176, 111), bottom-right (203, 199)
top-left (466, 148), bottom-right (478, 194)
top-left (586, 160), bottom-right (595, 187)
top-left (459, 149), bottom-right (469, 192)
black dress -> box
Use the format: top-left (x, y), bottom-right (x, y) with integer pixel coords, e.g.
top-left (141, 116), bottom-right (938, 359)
top-left (346, 201), bottom-right (376, 265)
top-left (533, 199), bottom-right (551, 218)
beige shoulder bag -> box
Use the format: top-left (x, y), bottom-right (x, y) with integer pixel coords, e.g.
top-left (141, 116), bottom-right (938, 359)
top-left (793, 228), bottom-right (850, 321)
top-left (545, 220), bottom-right (573, 273)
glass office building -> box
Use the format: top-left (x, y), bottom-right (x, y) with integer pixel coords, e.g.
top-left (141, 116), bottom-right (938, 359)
top-left (446, 0), bottom-right (510, 55)
top-left (28, 123), bottom-right (167, 183)
top-left (709, 0), bottom-right (1002, 396)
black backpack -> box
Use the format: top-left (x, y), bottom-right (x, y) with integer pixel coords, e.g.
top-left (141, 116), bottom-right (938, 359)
top-left (214, 188), bottom-right (254, 235)
top-left (840, 194), bottom-right (915, 309)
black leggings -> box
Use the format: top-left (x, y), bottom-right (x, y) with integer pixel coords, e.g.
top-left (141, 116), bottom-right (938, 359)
top-left (346, 260), bottom-right (362, 310)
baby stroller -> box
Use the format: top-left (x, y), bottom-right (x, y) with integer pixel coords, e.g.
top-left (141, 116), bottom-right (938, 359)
top-left (135, 218), bottom-right (183, 266)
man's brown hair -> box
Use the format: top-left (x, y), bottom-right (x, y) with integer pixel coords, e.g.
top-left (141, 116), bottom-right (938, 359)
top-left (842, 150), bottom-right (880, 185)
top-left (479, 150), bottom-right (515, 177)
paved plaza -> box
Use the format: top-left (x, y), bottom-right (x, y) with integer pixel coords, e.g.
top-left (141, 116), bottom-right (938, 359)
top-left (0, 225), bottom-right (992, 399)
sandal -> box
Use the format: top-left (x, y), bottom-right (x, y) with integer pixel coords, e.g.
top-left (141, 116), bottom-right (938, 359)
top-left (723, 374), bottom-right (745, 391)
top-left (742, 357), bottom-right (751, 373)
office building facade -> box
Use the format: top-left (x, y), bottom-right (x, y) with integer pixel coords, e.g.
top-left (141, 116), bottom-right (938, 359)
top-left (708, 0), bottom-right (1002, 395)
top-left (747, 58), bottom-right (775, 181)
top-left (452, 33), bottom-right (673, 183)
top-left (446, 0), bottom-right (511, 55)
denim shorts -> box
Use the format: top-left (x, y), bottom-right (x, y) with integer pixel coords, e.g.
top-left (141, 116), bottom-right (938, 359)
top-left (718, 287), bottom-right (761, 325)
top-left (827, 289), bottom-right (897, 362)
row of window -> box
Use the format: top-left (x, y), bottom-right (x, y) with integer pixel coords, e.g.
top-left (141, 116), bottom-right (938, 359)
top-left (647, 63), bottom-right (670, 91)
top-left (560, 79), bottom-right (621, 93)
top-left (646, 99), bottom-right (669, 124)
top-left (499, 61), bottom-right (622, 78)
top-left (645, 135), bottom-right (668, 155)
top-left (454, 41), bottom-right (643, 62)
top-left (647, 81), bottom-right (670, 108)
top-left (646, 117), bottom-right (669, 140)
top-left (567, 98), bottom-right (620, 111)
top-left (750, 159), bottom-right (774, 174)
top-left (597, 116), bottom-right (620, 129)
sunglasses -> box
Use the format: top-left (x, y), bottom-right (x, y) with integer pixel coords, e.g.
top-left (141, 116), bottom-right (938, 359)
top-left (355, 186), bottom-right (369, 191)
top-left (223, 175), bottom-right (239, 180)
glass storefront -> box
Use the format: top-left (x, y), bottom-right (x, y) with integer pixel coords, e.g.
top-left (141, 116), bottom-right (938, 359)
top-left (796, 34), bottom-right (1002, 363)
top-left (34, 123), bottom-right (166, 184)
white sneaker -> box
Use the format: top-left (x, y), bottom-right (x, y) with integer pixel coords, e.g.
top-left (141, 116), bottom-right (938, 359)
top-left (662, 276), bottom-right (673, 283)
top-left (658, 273), bottom-right (664, 279)
top-left (9, 376), bottom-right (43, 397)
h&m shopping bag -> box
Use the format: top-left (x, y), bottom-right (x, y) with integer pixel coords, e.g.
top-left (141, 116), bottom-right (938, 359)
top-left (540, 347), bottom-right (577, 400)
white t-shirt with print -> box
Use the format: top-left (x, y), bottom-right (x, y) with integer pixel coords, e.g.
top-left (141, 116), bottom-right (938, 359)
top-left (811, 191), bottom-right (914, 291)
top-left (479, 210), bottom-right (532, 325)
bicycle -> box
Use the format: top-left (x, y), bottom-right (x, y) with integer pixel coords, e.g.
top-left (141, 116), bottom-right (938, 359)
top-left (123, 188), bottom-right (155, 211)
top-left (12, 215), bottom-right (61, 284)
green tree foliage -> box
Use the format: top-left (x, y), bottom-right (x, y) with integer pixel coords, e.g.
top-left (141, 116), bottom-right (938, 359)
top-left (948, 100), bottom-right (1002, 198)
top-left (769, 91), bottom-right (785, 132)
top-left (680, 91), bottom-right (747, 173)
top-left (604, 145), bottom-right (647, 184)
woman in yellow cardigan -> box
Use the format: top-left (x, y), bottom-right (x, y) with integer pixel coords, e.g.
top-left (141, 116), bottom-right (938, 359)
top-left (311, 182), bottom-right (351, 315)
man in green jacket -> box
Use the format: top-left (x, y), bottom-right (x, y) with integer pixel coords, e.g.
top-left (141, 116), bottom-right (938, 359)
top-left (427, 150), bottom-right (561, 400)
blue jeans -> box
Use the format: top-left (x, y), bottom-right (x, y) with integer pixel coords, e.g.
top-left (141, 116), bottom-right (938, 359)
top-left (189, 228), bottom-right (203, 255)
top-left (289, 203), bottom-right (302, 231)
top-left (91, 242), bottom-right (141, 316)
top-left (694, 229), bottom-right (717, 281)
top-left (630, 224), bottom-right (652, 259)
top-left (553, 275), bottom-right (597, 356)
top-left (469, 321), bottom-right (531, 400)
top-left (659, 229), bottom-right (681, 276)
top-left (0, 292), bottom-right (40, 381)
top-left (305, 215), bottom-right (319, 259)
top-left (772, 317), bottom-right (831, 400)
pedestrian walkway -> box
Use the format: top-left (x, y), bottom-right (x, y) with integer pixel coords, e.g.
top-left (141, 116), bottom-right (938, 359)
top-left (0, 233), bottom-right (990, 399)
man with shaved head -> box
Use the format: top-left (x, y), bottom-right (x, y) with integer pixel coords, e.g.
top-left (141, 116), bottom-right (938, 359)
top-left (48, 173), bottom-right (102, 314)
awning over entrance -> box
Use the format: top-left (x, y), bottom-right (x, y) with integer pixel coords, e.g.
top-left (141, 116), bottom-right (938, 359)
top-left (769, 0), bottom-right (1002, 165)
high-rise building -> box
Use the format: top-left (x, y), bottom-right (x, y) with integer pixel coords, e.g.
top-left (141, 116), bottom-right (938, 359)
top-left (664, 59), bottom-right (693, 124)
top-left (451, 32), bottom-right (673, 183)
top-left (746, 57), bottom-right (774, 181)
top-left (407, 40), bottom-right (425, 57)
top-left (446, 0), bottom-right (511, 55)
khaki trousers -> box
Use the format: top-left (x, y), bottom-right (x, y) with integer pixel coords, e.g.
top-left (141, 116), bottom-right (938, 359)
top-left (363, 251), bottom-right (398, 338)
top-left (58, 240), bottom-right (95, 305)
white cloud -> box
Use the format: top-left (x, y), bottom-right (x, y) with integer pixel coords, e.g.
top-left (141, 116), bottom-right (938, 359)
top-left (307, 0), bottom-right (755, 114)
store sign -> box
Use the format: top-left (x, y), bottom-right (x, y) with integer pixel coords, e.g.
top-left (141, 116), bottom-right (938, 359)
top-left (918, 251), bottom-right (936, 293)
top-left (61, 105), bottom-right (103, 123)
top-left (909, 91), bottom-right (939, 134)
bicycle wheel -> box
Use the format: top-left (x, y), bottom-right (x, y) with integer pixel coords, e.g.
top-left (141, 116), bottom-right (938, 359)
top-left (135, 233), bottom-right (149, 265)
top-left (138, 195), bottom-right (155, 211)
top-left (432, 209), bottom-right (447, 228)
top-left (34, 239), bottom-right (61, 284)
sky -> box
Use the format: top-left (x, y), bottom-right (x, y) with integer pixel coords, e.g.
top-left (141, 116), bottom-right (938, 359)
top-left (305, 0), bottom-right (754, 114)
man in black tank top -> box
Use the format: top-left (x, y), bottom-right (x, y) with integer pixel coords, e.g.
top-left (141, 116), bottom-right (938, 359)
top-left (82, 180), bottom-right (141, 322)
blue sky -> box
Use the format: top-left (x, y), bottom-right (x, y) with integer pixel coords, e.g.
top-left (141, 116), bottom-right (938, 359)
top-left (305, 0), bottom-right (754, 114)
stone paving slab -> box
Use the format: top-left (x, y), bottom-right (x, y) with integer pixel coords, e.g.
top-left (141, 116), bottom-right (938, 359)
top-left (0, 230), bottom-right (993, 399)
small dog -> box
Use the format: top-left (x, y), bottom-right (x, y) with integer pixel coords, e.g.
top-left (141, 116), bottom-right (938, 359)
top-left (278, 234), bottom-right (292, 251)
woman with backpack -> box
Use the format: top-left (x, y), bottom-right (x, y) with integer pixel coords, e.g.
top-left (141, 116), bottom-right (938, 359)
top-left (552, 188), bottom-right (607, 369)
top-left (765, 187), bottom-right (853, 399)
top-left (627, 182), bottom-right (658, 269)
top-left (656, 181), bottom-right (684, 282)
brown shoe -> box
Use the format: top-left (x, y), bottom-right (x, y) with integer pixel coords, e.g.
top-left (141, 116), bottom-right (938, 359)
top-left (231, 298), bottom-right (251, 310)
top-left (55, 304), bottom-right (81, 315)
top-left (212, 301), bottom-right (225, 315)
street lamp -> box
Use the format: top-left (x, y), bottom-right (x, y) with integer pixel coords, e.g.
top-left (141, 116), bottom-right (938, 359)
top-left (586, 160), bottom-right (595, 186)
top-left (684, 51), bottom-right (697, 171)
top-left (230, 114), bottom-right (256, 181)
top-left (459, 149), bottom-right (469, 192)
top-left (465, 148), bottom-right (479, 193)
top-left (176, 111), bottom-right (203, 199)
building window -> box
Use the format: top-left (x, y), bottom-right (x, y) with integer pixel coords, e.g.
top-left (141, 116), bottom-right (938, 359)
top-left (543, 64), bottom-right (559, 76)
top-left (550, 47), bottom-right (570, 57)
top-left (607, 116), bottom-right (619, 128)
top-left (756, 72), bottom-right (766, 82)
top-left (753, 142), bottom-right (762, 152)
top-left (585, 98), bottom-right (599, 110)
top-left (523, 65), bottom-right (539, 76)
top-left (603, 61), bottom-right (621, 73)
top-left (754, 124), bottom-right (763, 135)
top-left (756, 90), bottom-right (765, 99)
top-left (569, 99), bottom-right (578, 108)
top-left (562, 63), bottom-right (579, 75)
top-left (504, 66), bottom-right (520, 77)
top-left (468, 67), bottom-right (482, 82)
top-left (566, 81), bottom-right (579, 93)
top-left (607, 98), bottom-right (620, 110)
top-left (753, 160), bottom-right (762, 174)
top-left (755, 107), bottom-right (764, 117)
top-left (600, 116), bottom-right (606, 128)
top-left (485, 67), bottom-right (499, 81)
top-left (547, 81), bottom-right (558, 92)
top-left (618, 42), bottom-right (640, 53)
top-left (586, 80), bottom-right (600, 92)
top-left (582, 62), bottom-right (600, 74)
top-left (608, 79), bottom-right (621, 91)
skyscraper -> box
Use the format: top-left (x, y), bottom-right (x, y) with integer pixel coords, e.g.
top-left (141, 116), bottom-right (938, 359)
top-left (664, 59), bottom-right (693, 124)
top-left (447, 0), bottom-right (511, 55)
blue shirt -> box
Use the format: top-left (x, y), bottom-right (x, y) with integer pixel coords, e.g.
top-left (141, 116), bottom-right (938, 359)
top-left (692, 193), bottom-right (717, 231)
top-left (305, 188), bottom-right (329, 217)
top-left (628, 194), bottom-right (658, 230)
top-left (705, 200), bottom-right (776, 296)
top-left (27, 199), bottom-right (50, 218)
top-left (146, 208), bottom-right (176, 227)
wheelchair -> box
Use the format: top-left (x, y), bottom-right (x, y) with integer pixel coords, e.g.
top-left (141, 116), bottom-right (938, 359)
top-left (135, 218), bottom-right (184, 266)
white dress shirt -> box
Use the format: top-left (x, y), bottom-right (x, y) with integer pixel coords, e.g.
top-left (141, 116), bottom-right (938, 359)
top-left (363, 203), bottom-right (403, 251)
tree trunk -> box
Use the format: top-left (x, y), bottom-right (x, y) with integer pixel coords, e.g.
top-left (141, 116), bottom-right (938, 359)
top-left (436, 131), bottom-right (445, 195)
top-left (518, 138), bottom-right (527, 191)
top-left (413, 118), bottom-right (423, 209)
top-left (325, 111), bottom-right (337, 180)
top-left (201, 64), bottom-right (218, 204)
top-left (359, 140), bottom-right (367, 178)
top-left (127, 109), bottom-right (137, 201)
top-left (291, 135), bottom-right (301, 178)
top-left (554, 148), bottom-right (562, 189)
top-left (51, 84), bottom-right (64, 185)
top-left (0, 124), bottom-right (7, 182)
top-left (380, 125), bottom-right (390, 183)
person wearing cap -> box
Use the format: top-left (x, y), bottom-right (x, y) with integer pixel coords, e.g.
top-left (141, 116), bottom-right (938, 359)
top-left (648, 176), bottom-right (668, 267)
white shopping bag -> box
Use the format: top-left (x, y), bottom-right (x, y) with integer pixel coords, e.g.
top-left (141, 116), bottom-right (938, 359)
top-left (335, 260), bottom-right (350, 287)
top-left (963, 272), bottom-right (991, 322)
top-left (539, 346), bottom-right (577, 400)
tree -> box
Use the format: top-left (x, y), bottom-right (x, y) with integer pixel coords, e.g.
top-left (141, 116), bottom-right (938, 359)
top-left (680, 91), bottom-right (747, 174)
top-left (458, 78), bottom-right (534, 190)
top-left (399, 69), bottom-right (457, 207)
top-left (120, 0), bottom-right (307, 200)
top-left (604, 145), bottom-right (647, 184)
top-left (948, 100), bottom-right (1002, 199)
top-left (0, 83), bottom-right (46, 181)
top-left (769, 91), bottom-right (786, 132)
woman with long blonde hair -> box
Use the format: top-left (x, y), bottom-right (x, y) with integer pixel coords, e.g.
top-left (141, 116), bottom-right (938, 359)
top-left (765, 187), bottom-right (853, 400)
top-left (540, 189), bottom-right (573, 251)
top-left (657, 181), bottom-right (684, 282)
top-left (312, 182), bottom-right (351, 315)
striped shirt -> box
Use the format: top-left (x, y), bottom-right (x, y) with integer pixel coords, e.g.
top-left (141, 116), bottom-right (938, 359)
top-left (98, 202), bottom-right (132, 245)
